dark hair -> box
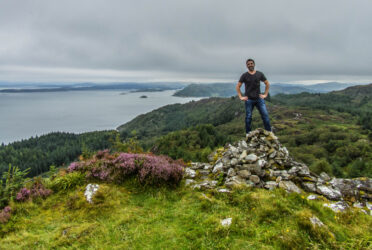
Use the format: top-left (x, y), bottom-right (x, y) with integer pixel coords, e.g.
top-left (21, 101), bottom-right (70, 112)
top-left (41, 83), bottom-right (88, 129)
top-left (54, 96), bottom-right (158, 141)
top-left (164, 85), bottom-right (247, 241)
top-left (246, 58), bottom-right (255, 65)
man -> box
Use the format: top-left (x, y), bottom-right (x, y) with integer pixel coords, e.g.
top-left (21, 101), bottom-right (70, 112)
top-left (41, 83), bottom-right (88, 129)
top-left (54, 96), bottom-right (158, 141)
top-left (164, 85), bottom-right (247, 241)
top-left (236, 58), bottom-right (271, 137)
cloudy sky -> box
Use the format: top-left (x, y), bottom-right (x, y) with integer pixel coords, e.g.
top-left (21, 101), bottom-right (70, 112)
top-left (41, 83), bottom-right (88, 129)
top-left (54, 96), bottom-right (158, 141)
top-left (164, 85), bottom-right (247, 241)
top-left (1, 0), bottom-right (371, 84)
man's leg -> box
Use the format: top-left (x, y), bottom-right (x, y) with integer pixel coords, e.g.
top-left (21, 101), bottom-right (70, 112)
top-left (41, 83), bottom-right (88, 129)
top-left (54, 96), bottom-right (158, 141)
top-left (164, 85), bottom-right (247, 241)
top-left (257, 98), bottom-right (271, 131)
top-left (245, 99), bottom-right (254, 134)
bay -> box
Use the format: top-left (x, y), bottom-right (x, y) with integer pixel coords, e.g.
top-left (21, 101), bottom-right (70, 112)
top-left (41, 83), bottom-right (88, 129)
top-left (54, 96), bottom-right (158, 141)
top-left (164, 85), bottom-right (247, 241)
top-left (0, 90), bottom-right (200, 144)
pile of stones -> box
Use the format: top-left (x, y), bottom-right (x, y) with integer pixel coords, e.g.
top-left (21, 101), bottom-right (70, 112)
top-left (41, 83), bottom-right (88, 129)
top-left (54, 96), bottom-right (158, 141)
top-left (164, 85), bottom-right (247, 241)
top-left (184, 129), bottom-right (372, 214)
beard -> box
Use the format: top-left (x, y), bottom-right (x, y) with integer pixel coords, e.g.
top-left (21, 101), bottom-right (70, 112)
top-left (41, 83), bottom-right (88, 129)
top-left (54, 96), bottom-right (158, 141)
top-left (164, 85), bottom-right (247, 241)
top-left (248, 66), bottom-right (255, 71)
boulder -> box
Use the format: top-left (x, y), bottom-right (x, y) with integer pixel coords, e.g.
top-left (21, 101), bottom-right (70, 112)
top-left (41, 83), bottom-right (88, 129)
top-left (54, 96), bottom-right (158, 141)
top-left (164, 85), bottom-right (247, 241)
top-left (279, 181), bottom-right (302, 193)
top-left (316, 185), bottom-right (342, 200)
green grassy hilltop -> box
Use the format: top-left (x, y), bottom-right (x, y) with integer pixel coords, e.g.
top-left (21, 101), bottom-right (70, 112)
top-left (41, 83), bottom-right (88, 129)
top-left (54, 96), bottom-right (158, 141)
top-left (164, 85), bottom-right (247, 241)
top-left (1, 178), bottom-right (371, 249)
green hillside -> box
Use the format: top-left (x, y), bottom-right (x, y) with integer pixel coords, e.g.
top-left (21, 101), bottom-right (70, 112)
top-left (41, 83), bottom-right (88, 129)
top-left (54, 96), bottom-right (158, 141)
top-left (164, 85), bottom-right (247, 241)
top-left (272, 83), bottom-right (372, 130)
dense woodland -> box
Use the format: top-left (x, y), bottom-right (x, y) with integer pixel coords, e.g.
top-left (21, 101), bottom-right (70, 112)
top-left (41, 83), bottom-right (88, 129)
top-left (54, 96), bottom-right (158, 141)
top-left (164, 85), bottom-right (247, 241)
top-left (0, 131), bottom-right (116, 177)
top-left (1, 84), bottom-right (371, 180)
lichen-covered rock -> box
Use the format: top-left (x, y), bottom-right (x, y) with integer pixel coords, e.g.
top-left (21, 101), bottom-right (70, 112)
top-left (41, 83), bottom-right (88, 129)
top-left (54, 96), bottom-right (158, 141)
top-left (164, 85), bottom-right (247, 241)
top-left (302, 182), bottom-right (317, 193)
top-left (237, 170), bottom-right (251, 178)
top-left (317, 185), bottom-right (342, 200)
top-left (264, 181), bottom-right (278, 190)
top-left (310, 216), bottom-right (324, 227)
top-left (279, 181), bottom-right (302, 193)
top-left (323, 201), bottom-right (349, 213)
top-left (185, 168), bottom-right (196, 178)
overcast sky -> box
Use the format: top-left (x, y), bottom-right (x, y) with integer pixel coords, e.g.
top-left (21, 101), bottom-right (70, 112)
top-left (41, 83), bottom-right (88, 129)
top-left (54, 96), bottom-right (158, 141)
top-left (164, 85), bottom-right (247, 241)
top-left (1, 0), bottom-right (371, 84)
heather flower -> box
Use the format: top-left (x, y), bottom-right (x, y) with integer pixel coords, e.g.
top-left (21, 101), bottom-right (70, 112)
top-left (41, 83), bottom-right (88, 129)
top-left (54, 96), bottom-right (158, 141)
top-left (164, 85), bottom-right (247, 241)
top-left (16, 188), bottom-right (31, 201)
top-left (67, 150), bottom-right (184, 186)
top-left (0, 206), bottom-right (12, 224)
top-left (68, 162), bottom-right (81, 172)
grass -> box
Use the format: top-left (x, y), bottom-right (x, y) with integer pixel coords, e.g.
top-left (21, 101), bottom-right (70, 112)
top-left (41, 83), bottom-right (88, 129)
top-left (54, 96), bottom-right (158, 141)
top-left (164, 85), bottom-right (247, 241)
top-left (1, 179), bottom-right (371, 249)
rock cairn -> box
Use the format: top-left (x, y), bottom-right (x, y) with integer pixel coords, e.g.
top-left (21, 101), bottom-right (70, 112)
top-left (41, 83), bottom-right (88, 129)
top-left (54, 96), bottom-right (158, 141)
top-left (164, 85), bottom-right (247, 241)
top-left (184, 129), bottom-right (372, 214)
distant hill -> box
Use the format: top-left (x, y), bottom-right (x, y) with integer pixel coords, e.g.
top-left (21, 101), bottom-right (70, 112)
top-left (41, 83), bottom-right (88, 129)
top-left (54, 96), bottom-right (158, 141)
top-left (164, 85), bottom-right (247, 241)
top-left (173, 82), bottom-right (361, 97)
top-left (0, 82), bottom-right (186, 93)
top-left (272, 83), bottom-right (372, 130)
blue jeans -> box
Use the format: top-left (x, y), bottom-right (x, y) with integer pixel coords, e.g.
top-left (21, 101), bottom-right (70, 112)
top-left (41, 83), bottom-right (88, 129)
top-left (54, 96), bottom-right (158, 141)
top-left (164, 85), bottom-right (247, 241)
top-left (245, 98), bottom-right (271, 133)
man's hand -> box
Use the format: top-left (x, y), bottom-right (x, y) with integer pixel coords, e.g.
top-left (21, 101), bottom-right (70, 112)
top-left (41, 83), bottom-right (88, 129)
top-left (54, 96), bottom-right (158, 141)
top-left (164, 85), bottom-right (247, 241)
top-left (239, 96), bottom-right (248, 101)
top-left (259, 94), bottom-right (267, 99)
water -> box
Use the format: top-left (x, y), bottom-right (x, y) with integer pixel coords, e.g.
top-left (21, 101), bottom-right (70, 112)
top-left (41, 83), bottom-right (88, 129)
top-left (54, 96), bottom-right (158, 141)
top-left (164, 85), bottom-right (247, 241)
top-left (0, 90), bottom-right (200, 144)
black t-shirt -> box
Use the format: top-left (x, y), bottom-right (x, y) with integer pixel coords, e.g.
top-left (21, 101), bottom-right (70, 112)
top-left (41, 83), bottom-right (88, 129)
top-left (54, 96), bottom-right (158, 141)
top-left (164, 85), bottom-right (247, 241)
top-left (239, 71), bottom-right (267, 99)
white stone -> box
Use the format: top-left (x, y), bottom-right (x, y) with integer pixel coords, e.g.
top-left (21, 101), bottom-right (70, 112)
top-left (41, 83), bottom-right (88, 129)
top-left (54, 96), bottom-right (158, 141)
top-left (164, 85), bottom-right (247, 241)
top-left (239, 150), bottom-right (247, 160)
top-left (84, 184), bottom-right (100, 204)
top-left (218, 188), bottom-right (231, 193)
top-left (323, 201), bottom-right (349, 213)
top-left (212, 162), bottom-right (224, 173)
top-left (227, 168), bottom-right (236, 177)
top-left (245, 154), bottom-right (258, 162)
top-left (257, 159), bottom-right (266, 168)
top-left (185, 179), bottom-right (195, 186)
top-left (264, 181), bottom-right (278, 190)
top-left (316, 185), bottom-right (342, 200)
top-left (220, 218), bottom-right (232, 227)
top-left (310, 216), bottom-right (324, 227)
top-left (185, 168), bottom-right (196, 178)
top-left (204, 164), bottom-right (212, 170)
top-left (307, 195), bottom-right (318, 200)
top-left (353, 202), bottom-right (364, 208)
top-left (278, 181), bottom-right (302, 193)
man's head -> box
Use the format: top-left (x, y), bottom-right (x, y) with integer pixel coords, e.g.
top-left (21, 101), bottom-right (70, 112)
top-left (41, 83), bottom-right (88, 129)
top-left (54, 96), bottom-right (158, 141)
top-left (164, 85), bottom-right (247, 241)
top-left (246, 58), bottom-right (255, 72)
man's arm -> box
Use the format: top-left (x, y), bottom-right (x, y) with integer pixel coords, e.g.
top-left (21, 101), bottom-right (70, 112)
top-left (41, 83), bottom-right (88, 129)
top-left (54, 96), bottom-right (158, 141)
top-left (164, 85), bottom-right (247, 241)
top-left (259, 80), bottom-right (270, 99)
top-left (236, 82), bottom-right (248, 101)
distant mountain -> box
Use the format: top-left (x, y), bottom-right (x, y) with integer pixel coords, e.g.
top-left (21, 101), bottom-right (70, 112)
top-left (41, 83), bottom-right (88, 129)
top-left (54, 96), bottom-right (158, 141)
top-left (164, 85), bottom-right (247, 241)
top-left (173, 82), bottom-right (363, 97)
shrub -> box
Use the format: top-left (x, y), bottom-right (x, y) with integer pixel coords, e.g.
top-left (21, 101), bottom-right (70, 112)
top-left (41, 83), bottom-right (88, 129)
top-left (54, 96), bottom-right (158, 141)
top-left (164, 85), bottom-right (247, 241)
top-left (68, 150), bottom-right (185, 186)
top-left (0, 206), bottom-right (11, 224)
top-left (16, 180), bottom-right (52, 202)
top-left (48, 172), bottom-right (85, 192)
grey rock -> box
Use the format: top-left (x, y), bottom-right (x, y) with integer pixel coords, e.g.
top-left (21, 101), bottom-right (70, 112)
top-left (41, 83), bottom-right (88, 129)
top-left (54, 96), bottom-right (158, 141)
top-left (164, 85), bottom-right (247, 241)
top-left (273, 170), bottom-right (290, 180)
top-left (239, 150), bottom-right (247, 160)
top-left (279, 181), bottom-right (302, 193)
top-left (323, 201), bottom-right (349, 212)
top-left (249, 175), bottom-right (260, 184)
top-left (320, 172), bottom-right (331, 181)
top-left (241, 163), bottom-right (262, 176)
top-left (185, 179), bottom-right (195, 186)
top-left (310, 216), bottom-right (324, 227)
top-left (212, 162), bottom-right (224, 173)
top-left (185, 168), bottom-right (196, 178)
top-left (264, 181), bottom-right (278, 190)
top-left (316, 185), bottom-right (342, 200)
top-left (353, 202), bottom-right (364, 208)
top-left (204, 163), bottom-right (212, 170)
top-left (245, 153), bottom-right (258, 162)
top-left (225, 176), bottom-right (246, 188)
top-left (238, 140), bottom-right (248, 149)
top-left (227, 168), bottom-right (236, 177)
top-left (218, 188), bottom-right (231, 193)
top-left (307, 195), bottom-right (318, 200)
top-left (198, 170), bottom-right (210, 176)
top-left (302, 182), bottom-right (317, 193)
top-left (237, 170), bottom-right (251, 178)
top-left (230, 158), bottom-right (239, 166)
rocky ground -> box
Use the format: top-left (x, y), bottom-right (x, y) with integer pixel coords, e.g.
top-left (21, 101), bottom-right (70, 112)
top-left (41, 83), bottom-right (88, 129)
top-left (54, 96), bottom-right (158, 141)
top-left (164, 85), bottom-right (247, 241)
top-left (184, 129), bottom-right (372, 215)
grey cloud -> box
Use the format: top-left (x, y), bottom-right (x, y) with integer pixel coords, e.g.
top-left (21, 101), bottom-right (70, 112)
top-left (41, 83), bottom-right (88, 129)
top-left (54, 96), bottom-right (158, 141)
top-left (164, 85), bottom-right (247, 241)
top-left (0, 0), bottom-right (371, 83)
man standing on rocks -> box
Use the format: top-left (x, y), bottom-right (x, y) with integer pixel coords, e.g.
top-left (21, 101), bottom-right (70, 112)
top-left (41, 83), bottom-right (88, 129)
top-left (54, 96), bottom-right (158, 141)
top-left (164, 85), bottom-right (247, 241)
top-left (236, 58), bottom-right (272, 137)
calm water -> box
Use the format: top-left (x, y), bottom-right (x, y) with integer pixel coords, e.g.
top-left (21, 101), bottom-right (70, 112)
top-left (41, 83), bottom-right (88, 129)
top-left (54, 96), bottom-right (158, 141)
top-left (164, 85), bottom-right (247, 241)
top-left (0, 90), bottom-right (200, 144)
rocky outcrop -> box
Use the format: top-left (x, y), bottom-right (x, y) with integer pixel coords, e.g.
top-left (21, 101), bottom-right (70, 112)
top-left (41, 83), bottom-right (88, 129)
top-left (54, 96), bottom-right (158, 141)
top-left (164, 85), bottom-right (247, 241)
top-left (184, 129), bottom-right (372, 214)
